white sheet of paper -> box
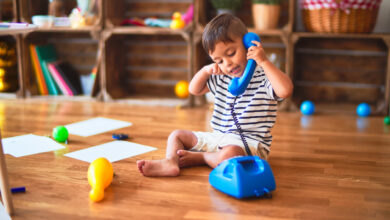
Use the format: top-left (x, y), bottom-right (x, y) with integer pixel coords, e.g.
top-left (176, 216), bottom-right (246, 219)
top-left (64, 141), bottom-right (156, 163)
top-left (2, 134), bottom-right (65, 157)
top-left (0, 202), bottom-right (11, 220)
top-left (65, 117), bottom-right (132, 137)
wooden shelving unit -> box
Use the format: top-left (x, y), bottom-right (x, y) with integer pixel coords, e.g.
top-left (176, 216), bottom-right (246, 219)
top-left (1, 0), bottom-right (389, 114)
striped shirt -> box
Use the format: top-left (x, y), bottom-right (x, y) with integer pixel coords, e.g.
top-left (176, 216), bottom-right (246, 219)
top-left (206, 66), bottom-right (282, 152)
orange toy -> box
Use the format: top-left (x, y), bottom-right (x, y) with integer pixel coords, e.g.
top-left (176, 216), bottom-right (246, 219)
top-left (88, 157), bottom-right (113, 202)
top-left (170, 12), bottom-right (185, 29)
top-left (175, 80), bottom-right (189, 98)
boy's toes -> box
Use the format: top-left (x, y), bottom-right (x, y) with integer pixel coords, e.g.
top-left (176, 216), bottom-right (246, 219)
top-left (137, 160), bottom-right (145, 173)
top-left (177, 150), bottom-right (187, 156)
top-left (179, 157), bottom-right (186, 167)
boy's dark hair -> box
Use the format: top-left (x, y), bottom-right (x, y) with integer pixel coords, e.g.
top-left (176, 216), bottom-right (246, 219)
top-left (202, 13), bottom-right (248, 54)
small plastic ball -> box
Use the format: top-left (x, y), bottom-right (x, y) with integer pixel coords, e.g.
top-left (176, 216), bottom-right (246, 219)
top-left (175, 80), bottom-right (189, 99)
top-left (300, 100), bottom-right (315, 115)
top-left (356, 103), bottom-right (371, 117)
top-left (384, 116), bottom-right (390, 125)
top-left (53, 126), bottom-right (68, 143)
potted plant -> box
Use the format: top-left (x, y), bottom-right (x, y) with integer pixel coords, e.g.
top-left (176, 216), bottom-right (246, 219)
top-left (211, 0), bottom-right (243, 15)
top-left (251, 0), bottom-right (282, 30)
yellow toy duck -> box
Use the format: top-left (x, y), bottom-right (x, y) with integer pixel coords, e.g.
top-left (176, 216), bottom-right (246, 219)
top-left (170, 12), bottom-right (185, 29)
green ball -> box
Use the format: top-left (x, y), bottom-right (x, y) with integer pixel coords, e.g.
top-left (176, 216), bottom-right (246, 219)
top-left (384, 116), bottom-right (390, 125)
top-left (53, 126), bottom-right (68, 143)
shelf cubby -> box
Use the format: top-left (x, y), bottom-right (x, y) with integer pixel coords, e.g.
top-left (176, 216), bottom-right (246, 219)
top-left (290, 34), bottom-right (390, 114)
top-left (19, 0), bottom-right (103, 31)
top-left (0, 0), bottom-right (18, 22)
top-left (21, 31), bottom-right (99, 98)
top-left (100, 30), bottom-right (193, 105)
top-left (105, 0), bottom-right (194, 33)
top-left (0, 35), bottom-right (22, 98)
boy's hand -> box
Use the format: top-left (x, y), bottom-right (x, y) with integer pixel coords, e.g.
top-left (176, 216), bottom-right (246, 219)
top-left (247, 40), bottom-right (268, 66)
top-left (203, 63), bottom-right (224, 76)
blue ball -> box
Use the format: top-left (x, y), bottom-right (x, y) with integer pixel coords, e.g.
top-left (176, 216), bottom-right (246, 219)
top-left (300, 100), bottom-right (315, 115)
top-left (356, 103), bottom-right (371, 117)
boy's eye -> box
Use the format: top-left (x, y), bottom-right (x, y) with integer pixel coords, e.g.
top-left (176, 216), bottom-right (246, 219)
top-left (228, 51), bottom-right (236, 57)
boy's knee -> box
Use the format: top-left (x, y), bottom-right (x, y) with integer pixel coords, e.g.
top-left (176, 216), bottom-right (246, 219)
top-left (169, 129), bottom-right (185, 139)
top-left (217, 145), bottom-right (245, 163)
top-left (168, 129), bottom-right (194, 145)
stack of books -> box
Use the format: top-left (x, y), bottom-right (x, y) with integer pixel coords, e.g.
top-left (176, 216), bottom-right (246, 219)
top-left (29, 44), bottom-right (84, 96)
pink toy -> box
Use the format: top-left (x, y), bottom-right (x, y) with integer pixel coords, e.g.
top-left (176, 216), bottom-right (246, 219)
top-left (182, 4), bottom-right (194, 25)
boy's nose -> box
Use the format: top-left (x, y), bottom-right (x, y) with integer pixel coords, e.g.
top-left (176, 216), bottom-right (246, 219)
top-left (225, 59), bottom-right (233, 67)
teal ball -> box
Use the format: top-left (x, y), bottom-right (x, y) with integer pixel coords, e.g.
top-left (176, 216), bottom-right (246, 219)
top-left (384, 116), bottom-right (390, 125)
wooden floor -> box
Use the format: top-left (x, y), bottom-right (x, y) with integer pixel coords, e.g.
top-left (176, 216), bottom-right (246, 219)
top-left (0, 99), bottom-right (389, 220)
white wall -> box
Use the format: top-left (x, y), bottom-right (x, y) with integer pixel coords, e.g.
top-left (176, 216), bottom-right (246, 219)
top-left (295, 1), bottom-right (390, 33)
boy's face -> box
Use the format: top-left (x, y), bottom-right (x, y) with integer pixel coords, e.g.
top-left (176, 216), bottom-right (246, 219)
top-left (209, 36), bottom-right (247, 78)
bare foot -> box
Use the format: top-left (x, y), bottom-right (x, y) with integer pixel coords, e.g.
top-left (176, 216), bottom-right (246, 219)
top-left (137, 159), bottom-right (180, 177)
top-left (177, 150), bottom-right (205, 167)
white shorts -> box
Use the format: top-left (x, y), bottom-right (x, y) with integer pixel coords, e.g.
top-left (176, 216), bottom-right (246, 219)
top-left (191, 131), bottom-right (268, 160)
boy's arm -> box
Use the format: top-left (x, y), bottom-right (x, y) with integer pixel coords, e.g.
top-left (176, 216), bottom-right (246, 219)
top-left (189, 63), bottom-right (222, 96)
top-left (247, 41), bottom-right (293, 99)
top-left (261, 60), bottom-right (293, 99)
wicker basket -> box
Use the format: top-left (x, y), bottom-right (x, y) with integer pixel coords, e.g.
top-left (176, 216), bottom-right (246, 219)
top-left (301, 0), bottom-right (382, 33)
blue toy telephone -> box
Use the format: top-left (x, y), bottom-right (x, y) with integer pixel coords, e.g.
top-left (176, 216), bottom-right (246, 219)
top-left (228, 32), bottom-right (261, 96)
top-left (209, 156), bottom-right (276, 199)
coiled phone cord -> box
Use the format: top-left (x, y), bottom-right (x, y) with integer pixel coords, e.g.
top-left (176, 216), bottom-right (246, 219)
top-left (230, 97), bottom-right (252, 156)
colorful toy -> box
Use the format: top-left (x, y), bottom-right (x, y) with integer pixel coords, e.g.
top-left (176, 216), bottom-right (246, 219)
top-left (170, 12), bottom-right (185, 29)
top-left (209, 156), bottom-right (276, 199)
top-left (88, 157), bottom-right (113, 202)
top-left (112, 133), bottom-right (129, 140)
top-left (120, 18), bottom-right (145, 27)
top-left (52, 126), bottom-right (68, 143)
top-left (11, 186), bottom-right (26, 194)
top-left (300, 100), bottom-right (315, 115)
top-left (384, 116), bottom-right (390, 125)
top-left (69, 8), bottom-right (85, 28)
top-left (356, 103), bottom-right (371, 117)
top-left (175, 80), bottom-right (189, 98)
top-left (228, 32), bottom-right (260, 96)
top-left (182, 4), bottom-right (194, 25)
top-left (145, 18), bottom-right (171, 28)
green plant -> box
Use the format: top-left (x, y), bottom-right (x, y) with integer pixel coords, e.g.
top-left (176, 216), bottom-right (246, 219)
top-left (251, 0), bottom-right (282, 4)
top-left (211, 0), bottom-right (242, 10)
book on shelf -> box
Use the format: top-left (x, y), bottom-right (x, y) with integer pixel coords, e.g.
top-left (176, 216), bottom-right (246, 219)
top-left (52, 61), bottom-right (83, 95)
top-left (47, 61), bottom-right (73, 96)
top-left (29, 44), bottom-right (48, 95)
top-left (46, 61), bottom-right (83, 96)
top-left (34, 44), bottom-right (61, 95)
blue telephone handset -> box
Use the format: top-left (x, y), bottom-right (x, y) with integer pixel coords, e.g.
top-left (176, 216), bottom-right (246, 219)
top-left (228, 32), bottom-right (261, 96)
